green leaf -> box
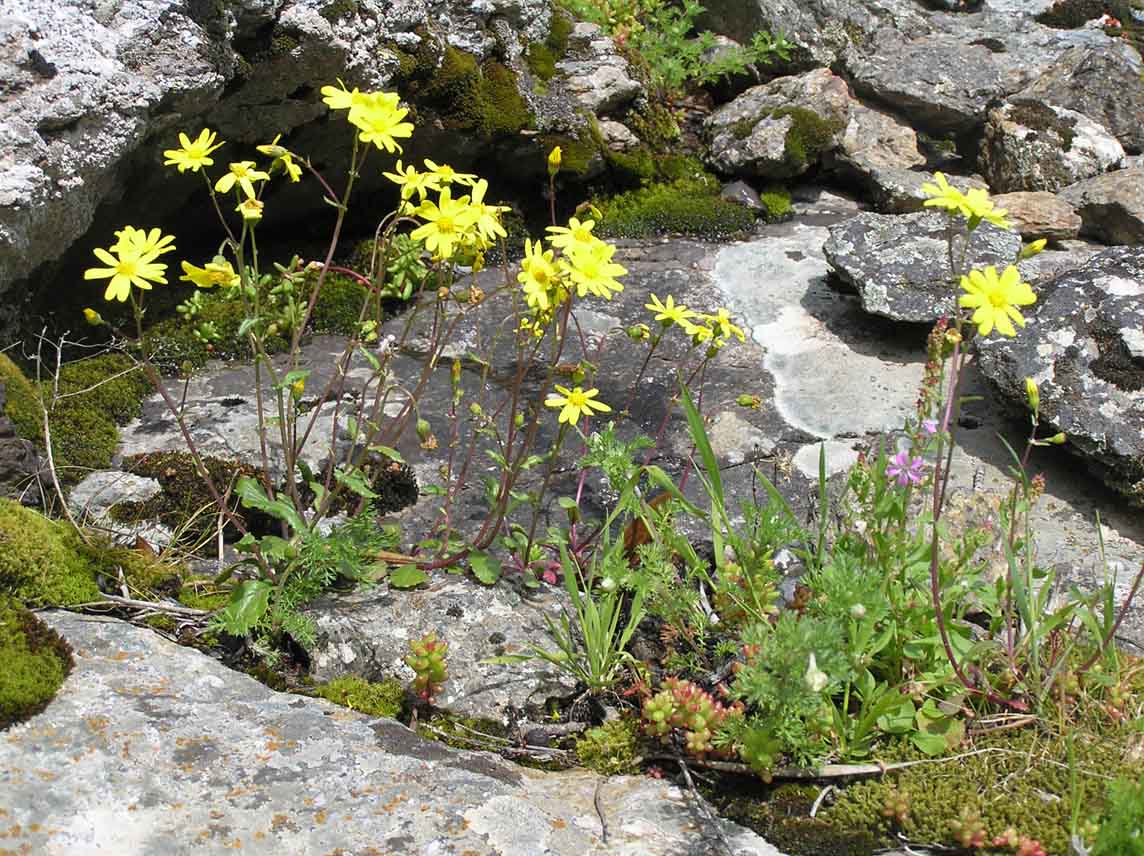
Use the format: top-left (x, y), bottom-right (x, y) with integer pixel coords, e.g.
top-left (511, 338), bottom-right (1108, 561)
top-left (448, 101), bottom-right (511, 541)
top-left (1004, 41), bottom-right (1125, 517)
top-left (216, 580), bottom-right (273, 635)
top-left (334, 466), bottom-right (378, 499)
top-left (370, 445), bottom-right (406, 464)
top-left (358, 345), bottom-right (381, 372)
top-left (681, 385), bottom-right (723, 509)
top-left (910, 731), bottom-right (948, 756)
top-left (469, 551), bottom-right (502, 585)
top-left (234, 476), bottom-right (307, 533)
top-left (876, 697), bottom-right (916, 735)
top-left (389, 564), bottom-right (429, 589)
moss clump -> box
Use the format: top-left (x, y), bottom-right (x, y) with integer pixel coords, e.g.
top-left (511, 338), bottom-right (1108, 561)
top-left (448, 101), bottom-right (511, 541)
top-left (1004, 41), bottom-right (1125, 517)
top-left (770, 107), bottom-right (845, 172)
top-left (594, 175), bottom-right (756, 239)
top-left (406, 45), bottom-right (533, 139)
top-left (319, 0), bottom-right (358, 22)
top-left (575, 718), bottom-right (641, 776)
top-left (0, 499), bottom-right (102, 606)
top-left (526, 10), bottom-right (573, 82)
top-left (626, 102), bottom-right (681, 150)
top-left (823, 727), bottom-right (1137, 855)
top-left (759, 186), bottom-right (793, 221)
top-left (313, 675), bottom-right (405, 718)
top-left (0, 352), bottom-right (151, 480)
top-left (541, 133), bottom-right (600, 177)
top-left (0, 601), bottom-right (73, 730)
top-left (1093, 776), bottom-right (1144, 856)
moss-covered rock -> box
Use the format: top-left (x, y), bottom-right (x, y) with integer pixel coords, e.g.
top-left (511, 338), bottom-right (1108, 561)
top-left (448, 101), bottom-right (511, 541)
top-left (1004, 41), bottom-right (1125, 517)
top-left (0, 601), bottom-right (73, 730)
top-left (313, 675), bottom-right (405, 718)
top-left (759, 186), bottom-right (793, 221)
top-left (772, 107), bottom-right (845, 173)
top-left (594, 173), bottom-right (756, 239)
top-left (0, 499), bottom-right (102, 606)
top-left (526, 10), bottom-right (574, 83)
top-left (575, 717), bottom-right (641, 776)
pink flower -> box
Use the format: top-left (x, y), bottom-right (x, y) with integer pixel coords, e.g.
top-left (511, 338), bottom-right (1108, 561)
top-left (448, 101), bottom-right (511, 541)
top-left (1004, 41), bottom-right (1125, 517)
top-left (922, 419), bottom-right (939, 435)
top-left (887, 451), bottom-right (926, 486)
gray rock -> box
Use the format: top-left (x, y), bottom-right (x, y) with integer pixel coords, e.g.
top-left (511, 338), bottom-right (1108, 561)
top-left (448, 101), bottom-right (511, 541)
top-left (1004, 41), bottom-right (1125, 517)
top-left (979, 99), bottom-right (1124, 193)
top-left (597, 119), bottom-right (640, 152)
top-left (703, 68), bottom-right (850, 179)
top-left (835, 101), bottom-right (925, 174)
top-left (862, 168), bottom-right (989, 214)
top-left (305, 577), bottom-right (579, 723)
top-left (0, 380), bottom-right (42, 502)
top-left (1059, 168), bottom-right (1144, 245)
top-left (975, 246), bottom-right (1144, 505)
top-left (1017, 42), bottom-right (1144, 154)
top-left (721, 180), bottom-right (766, 211)
top-left (555, 23), bottom-right (644, 115)
top-left (991, 191), bottom-right (1082, 241)
top-left (824, 211), bottom-right (1023, 322)
top-left (0, 611), bottom-right (781, 855)
top-left (67, 470), bottom-right (171, 547)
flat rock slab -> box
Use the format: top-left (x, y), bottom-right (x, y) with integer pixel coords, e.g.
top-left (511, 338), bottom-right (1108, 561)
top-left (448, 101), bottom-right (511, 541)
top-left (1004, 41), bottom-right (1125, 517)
top-left (0, 612), bottom-right (781, 856)
top-left (305, 577), bottom-right (579, 723)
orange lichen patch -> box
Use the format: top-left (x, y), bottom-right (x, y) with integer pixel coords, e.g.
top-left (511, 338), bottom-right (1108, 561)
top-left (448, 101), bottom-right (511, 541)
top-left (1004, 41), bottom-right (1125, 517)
top-left (270, 815), bottom-right (292, 832)
top-left (34, 770), bottom-right (56, 782)
top-left (110, 650), bottom-right (136, 662)
top-left (84, 716), bottom-right (110, 733)
top-left (225, 786), bottom-right (253, 799)
top-left (380, 794), bottom-right (408, 813)
top-left (313, 810), bottom-right (328, 824)
top-left (253, 831), bottom-right (266, 841)
top-left (551, 818), bottom-right (567, 830)
top-left (0, 844), bottom-right (33, 856)
top-left (303, 797), bottom-right (315, 807)
top-left (0, 825), bottom-right (22, 838)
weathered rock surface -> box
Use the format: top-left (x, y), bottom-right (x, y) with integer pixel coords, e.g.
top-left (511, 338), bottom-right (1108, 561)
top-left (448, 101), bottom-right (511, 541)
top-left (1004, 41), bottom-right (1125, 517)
top-left (979, 99), bottom-right (1124, 193)
top-left (305, 577), bottom-right (579, 723)
top-left (975, 246), bottom-right (1144, 505)
top-left (0, 612), bottom-right (780, 855)
top-left (67, 470), bottom-right (170, 547)
top-left (0, 380), bottom-right (41, 502)
top-left (823, 211), bottom-right (1022, 322)
top-left (1017, 42), bottom-right (1144, 154)
top-left (703, 69), bottom-right (850, 179)
top-left (833, 101), bottom-right (925, 175)
top-left (991, 191), bottom-right (1082, 241)
top-left (553, 23), bottom-right (643, 116)
top-left (861, 168), bottom-right (989, 215)
top-left (1059, 168), bottom-right (1144, 245)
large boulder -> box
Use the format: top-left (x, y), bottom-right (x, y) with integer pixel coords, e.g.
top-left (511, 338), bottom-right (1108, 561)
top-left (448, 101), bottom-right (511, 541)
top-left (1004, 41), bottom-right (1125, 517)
top-left (0, 611), bottom-right (782, 854)
top-left (860, 168), bottom-right (989, 214)
top-left (824, 210), bottom-right (1022, 322)
top-left (979, 99), bottom-right (1124, 193)
top-left (551, 22), bottom-right (643, 116)
top-left (1017, 42), bottom-right (1144, 154)
top-left (1059, 168), bottom-right (1144, 245)
top-left (975, 246), bottom-right (1144, 505)
top-left (703, 68), bottom-right (850, 179)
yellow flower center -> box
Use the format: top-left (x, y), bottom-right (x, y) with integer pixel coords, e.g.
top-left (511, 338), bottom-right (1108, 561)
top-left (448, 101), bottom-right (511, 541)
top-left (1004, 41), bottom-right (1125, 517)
top-left (436, 216), bottom-right (455, 234)
top-left (567, 390), bottom-right (588, 407)
top-left (988, 288), bottom-right (1007, 309)
top-left (534, 269), bottom-right (549, 286)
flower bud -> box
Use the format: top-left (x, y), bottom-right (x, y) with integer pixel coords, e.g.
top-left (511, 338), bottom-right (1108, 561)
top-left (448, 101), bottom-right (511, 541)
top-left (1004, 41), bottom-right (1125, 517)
top-left (469, 402), bottom-right (482, 417)
top-left (626, 323), bottom-right (650, 342)
top-left (850, 603), bottom-right (867, 620)
top-left (1025, 377), bottom-right (1040, 413)
top-left (736, 393), bottom-right (762, 410)
top-left (1048, 432), bottom-right (1066, 444)
top-left (83, 307), bottom-right (104, 326)
top-left (1019, 238), bottom-right (1047, 259)
top-left (290, 378), bottom-right (305, 398)
top-left (547, 146), bottom-right (562, 177)
top-left (416, 418), bottom-right (432, 441)
top-left (804, 653), bottom-right (828, 693)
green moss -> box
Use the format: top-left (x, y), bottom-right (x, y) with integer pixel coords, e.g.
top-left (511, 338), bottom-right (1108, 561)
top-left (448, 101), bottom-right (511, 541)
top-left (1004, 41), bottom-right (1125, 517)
top-left (176, 583), bottom-right (231, 613)
top-left (1093, 777), bottom-right (1144, 856)
top-left (313, 675), bottom-right (405, 718)
top-left (759, 186), bottom-right (793, 222)
top-left (770, 107), bottom-right (845, 172)
top-left (0, 500), bottom-right (102, 606)
top-left (594, 174), bottom-right (756, 239)
top-left (319, 0), bottom-right (358, 22)
top-left (822, 727), bottom-right (1136, 855)
top-left (409, 45), bottom-right (533, 138)
top-left (0, 352), bottom-right (149, 481)
top-left (575, 718), bottom-right (641, 776)
top-left (542, 133), bottom-right (600, 177)
top-left (526, 10), bottom-right (573, 82)
top-left (0, 601), bottom-right (73, 730)
top-left (626, 102), bottom-right (681, 150)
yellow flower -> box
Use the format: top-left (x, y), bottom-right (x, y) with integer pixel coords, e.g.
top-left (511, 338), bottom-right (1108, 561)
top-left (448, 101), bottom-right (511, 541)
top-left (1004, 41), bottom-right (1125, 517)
top-left (922, 172), bottom-right (1009, 229)
top-left (517, 238), bottom-right (562, 311)
top-left (645, 293), bottom-right (697, 328)
top-left (546, 217), bottom-right (599, 253)
top-left (320, 80), bottom-right (368, 111)
top-left (469, 178), bottom-right (509, 242)
top-left (84, 229), bottom-right (175, 302)
top-left (236, 198), bottom-right (264, 221)
top-left (424, 159), bottom-right (477, 187)
top-left (1025, 377), bottom-right (1040, 413)
top-left (545, 384), bottom-right (611, 426)
top-left (410, 186), bottom-right (478, 260)
top-left (82, 307), bottom-right (104, 326)
top-left (547, 146), bottom-right (562, 176)
top-left (383, 159), bottom-right (440, 201)
top-left (215, 161), bottom-right (270, 199)
top-left (958, 265), bottom-right (1036, 337)
top-left (347, 91), bottom-right (414, 153)
top-left (706, 308), bottom-right (746, 343)
top-left (163, 129), bottom-right (224, 173)
top-left (256, 134), bottom-right (302, 182)
top-left (180, 257), bottom-right (241, 288)
top-left (564, 240), bottom-right (626, 300)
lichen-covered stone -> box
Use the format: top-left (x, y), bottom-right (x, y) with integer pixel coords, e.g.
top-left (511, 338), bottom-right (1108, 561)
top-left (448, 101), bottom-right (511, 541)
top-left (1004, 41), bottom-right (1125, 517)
top-left (979, 99), bottom-right (1124, 193)
top-left (703, 69), bottom-right (850, 179)
top-left (823, 210), bottom-right (1022, 322)
top-left (990, 191), bottom-right (1082, 241)
top-left (0, 611), bottom-right (781, 854)
top-left (975, 245), bottom-right (1144, 505)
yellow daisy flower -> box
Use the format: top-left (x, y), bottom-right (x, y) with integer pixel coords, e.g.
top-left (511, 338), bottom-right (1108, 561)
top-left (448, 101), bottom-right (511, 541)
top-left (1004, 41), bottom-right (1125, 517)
top-left (517, 238), bottom-right (562, 311)
top-left (320, 80), bottom-right (368, 111)
top-left (180, 257), bottom-right (241, 288)
top-left (383, 160), bottom-right (441, 201)
top-left (564, 240), bottom-right (626, 300)
top-left (707, 307), bottom-right (746, 343)
top-left (546, 217), bottom-right (599, 253)
top-left (215, 161), bottom-right (270, 199)
top-left (545, 384), bottom-right (611, 426)
top-left (424, 159), bottom-right (477, 187)
top-left (84, 230), bottom-right (175, 302)
top-left (469, 179), bottom-right (509, 242)
top-left (236, 198), bottom-right (264, 221)
top-left (256, 134), bottom-right (302, 182)
top-left (410, 186), bottom-right (478, 260)
top-left (162, 129), bottom-right (224, 173)
top-left (348, 91), bottom-right (414, 153)
top-left (958, 265), bottom-right (1036, 337)
top-left (645, 293), bottom-right (696, 328)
